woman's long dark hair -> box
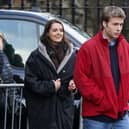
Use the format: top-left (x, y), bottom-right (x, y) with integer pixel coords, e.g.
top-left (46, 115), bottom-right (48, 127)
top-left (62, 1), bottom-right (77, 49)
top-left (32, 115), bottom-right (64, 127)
top-left (40, 19), bottom-right (71, 50)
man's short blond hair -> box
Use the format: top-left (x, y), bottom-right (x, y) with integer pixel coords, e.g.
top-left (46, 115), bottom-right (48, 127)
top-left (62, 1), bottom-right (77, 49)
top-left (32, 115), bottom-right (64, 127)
top-left (101, 6), bottom-right (126, 23)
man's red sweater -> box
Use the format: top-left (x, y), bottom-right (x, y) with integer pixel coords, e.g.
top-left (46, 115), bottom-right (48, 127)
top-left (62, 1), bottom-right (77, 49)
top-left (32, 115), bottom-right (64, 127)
top-left (74, 31), bottom-right (129, 119)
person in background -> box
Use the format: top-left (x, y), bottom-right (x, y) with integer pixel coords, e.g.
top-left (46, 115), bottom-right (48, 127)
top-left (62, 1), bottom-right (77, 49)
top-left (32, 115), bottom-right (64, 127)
top-left (24, 19), bottom-right (76, 129)
top-left (74, 6), bottom-right (129, 129)
top-left (0, 33), bottom-right (15, 129)
top-left (0, 33), bottom-right (26, 129)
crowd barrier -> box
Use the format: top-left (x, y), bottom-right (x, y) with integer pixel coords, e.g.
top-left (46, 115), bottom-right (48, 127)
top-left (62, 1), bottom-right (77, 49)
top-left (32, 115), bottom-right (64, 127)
top-left (0, 83), bottom-right (28, 129)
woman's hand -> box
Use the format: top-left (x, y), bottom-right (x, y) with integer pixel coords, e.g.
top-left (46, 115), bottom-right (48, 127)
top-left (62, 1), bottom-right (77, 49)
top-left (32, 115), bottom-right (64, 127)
top-left (68, 80), bottom-right (76, 92)
top-left (54, 78), bottom-right (61, 91)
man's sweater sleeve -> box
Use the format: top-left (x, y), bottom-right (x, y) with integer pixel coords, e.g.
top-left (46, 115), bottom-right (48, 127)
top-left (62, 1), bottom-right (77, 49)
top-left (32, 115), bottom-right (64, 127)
top-left (74, 47), bottom-right (104, 105)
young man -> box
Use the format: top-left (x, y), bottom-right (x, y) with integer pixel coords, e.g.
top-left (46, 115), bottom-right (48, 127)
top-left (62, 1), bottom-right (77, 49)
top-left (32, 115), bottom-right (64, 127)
top-left (74, 6), bottom-right (129, 129)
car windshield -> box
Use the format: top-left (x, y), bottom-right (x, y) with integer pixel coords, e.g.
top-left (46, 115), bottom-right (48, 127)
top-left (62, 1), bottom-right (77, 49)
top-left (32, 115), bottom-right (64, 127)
top-left (0, 19), bottom-right (38, 66)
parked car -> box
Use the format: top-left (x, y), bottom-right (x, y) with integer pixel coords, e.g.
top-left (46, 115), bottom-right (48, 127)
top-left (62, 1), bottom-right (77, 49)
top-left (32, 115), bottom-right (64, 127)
top-left (0, 9), bottom-right (90, 129)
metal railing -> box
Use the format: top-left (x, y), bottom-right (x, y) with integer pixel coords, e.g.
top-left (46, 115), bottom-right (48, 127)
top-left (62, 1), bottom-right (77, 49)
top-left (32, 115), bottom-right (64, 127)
top-left (0, 83), bottom-right (27, 129)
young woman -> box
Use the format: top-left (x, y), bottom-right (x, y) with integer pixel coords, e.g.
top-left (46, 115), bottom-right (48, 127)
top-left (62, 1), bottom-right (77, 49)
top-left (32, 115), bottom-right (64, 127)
top-left (24, 19), bottom-right (76, 129)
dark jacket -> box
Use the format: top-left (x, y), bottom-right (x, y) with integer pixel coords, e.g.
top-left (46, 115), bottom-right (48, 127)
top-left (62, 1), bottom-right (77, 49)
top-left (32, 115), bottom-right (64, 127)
top-left (74, 31), bottom-right (129, 119)
top-left (0, 50), bottom-right (14, 83)
top-left (24, 42), bottom-right (76, 129)
top-left (0, 50), bottom-right (14, 110)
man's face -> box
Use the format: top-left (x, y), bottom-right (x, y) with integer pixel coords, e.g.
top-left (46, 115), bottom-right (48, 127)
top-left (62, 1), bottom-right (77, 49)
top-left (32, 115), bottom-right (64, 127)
top-left (103, 17), bottom-right (124, 42)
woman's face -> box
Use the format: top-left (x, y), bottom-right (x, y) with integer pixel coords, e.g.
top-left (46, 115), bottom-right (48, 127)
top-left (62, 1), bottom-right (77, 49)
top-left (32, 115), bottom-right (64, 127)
top-left (47, 23), bottom-right (64, 43)
top-left (0, 37), bottom-right (4, 50)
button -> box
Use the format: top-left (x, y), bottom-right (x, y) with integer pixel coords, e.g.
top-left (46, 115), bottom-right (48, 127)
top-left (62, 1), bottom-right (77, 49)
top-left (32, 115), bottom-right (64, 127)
top-left (62, 70), bottom-right (66, 73)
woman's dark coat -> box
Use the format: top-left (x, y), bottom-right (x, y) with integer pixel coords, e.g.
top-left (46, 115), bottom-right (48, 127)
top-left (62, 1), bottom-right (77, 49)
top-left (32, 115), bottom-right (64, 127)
top-left (24, 42), bottom-right (76, 129)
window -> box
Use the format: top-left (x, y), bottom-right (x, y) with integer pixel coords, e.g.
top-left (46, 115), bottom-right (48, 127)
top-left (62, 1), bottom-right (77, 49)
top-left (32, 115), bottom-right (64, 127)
top-left (0, 19), bottom-right (40, 66)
